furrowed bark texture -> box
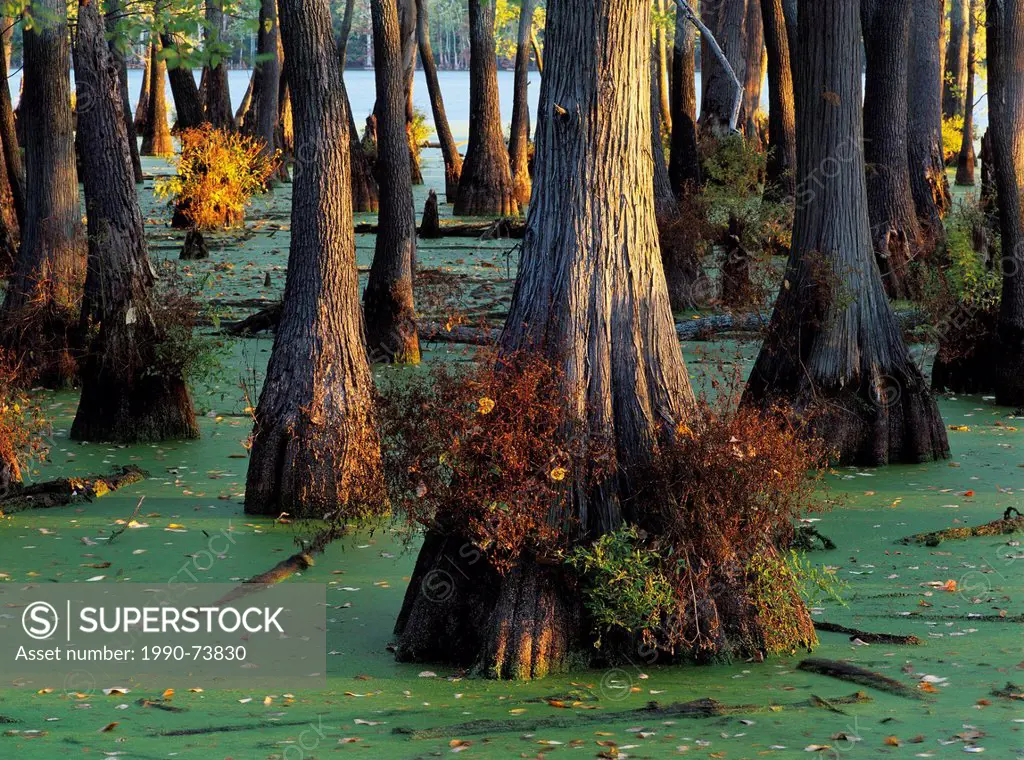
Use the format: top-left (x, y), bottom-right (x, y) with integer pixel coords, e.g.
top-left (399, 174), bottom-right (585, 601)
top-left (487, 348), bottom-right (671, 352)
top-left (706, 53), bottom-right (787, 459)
top-left (454, 0), bottom-right (517, 216)
top-left (71, 0), bottom-right (199, 443)
top-left (245, 0), bottom-right (384, 518)
top-left (741, 0), bottom-right (950, 465)
top-left (364, 0), bottom-right (420, 365)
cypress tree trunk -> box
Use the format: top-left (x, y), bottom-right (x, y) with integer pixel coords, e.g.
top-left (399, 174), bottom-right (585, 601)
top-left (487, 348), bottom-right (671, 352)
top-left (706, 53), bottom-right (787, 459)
top-left (700, 0), bottom-right (747, 133)
top-left (160, 33), bottom-right (206, 130)
top-left (760, 0), bottom-right (795, 199)
top-left (203, 0), bottom-right (234, 130)
top-left (0, 22), bottom-right (24, 224)
top-left (507, 0), bottom-right (535, 207)
top-left (656, 0), bottom-right (672, 132)
top-left (955, 1), bottom-right (978, 186)
top-left (0, 0), bottom-right (85, 386)
top-left (415, 0), bottom-right (462, 200)
top-left (397, 0), bottom-right (422, 185)
top-left (908, 0), bottom-right (952, 232)
top-left (71, 0), bottom-right (198, 443)
top-left (0, 131), bottom-right (18, 277)
top-left (740, 0), bottom-right (765, 139)
top-left (244, 0), bottom-right (281, 160)
top-left (140, 40), bottom-right (173, 155)
top-left (453, 0), bottom-right (517, 216)
top-left (861, 0), bottom-right (927, 300)
top-left (133, 43), bottom-right (151, 133)
top-left (105, 0), bottom-right (143, 184)
top-left (395, 0), bottom-right (700, 679)
top-left (990, 0), bottom-right (1024, 405)
top-left (364, 0), bottom-right (420, 365)
top-left (651, 50), bottom-right (676, 220)
top-left (669, 3), bottom-right (700, 193)
top-left (245, 0), bottom-right (384, 518)
top-left (337, 0), bottom-right (380, 211)
top-left (943, 0), bottom-right (970, 119)
top-left (741, 0), bottom-right (949, 466)
top-left (530, 25), bottom-right (543, 73)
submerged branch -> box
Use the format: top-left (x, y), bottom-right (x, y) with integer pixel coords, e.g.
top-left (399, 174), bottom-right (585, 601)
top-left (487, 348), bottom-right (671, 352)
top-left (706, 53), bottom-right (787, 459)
top-left (898, 508), bottom-right (1024, 545)
top-left (0, 466), bottom-right (148, 514)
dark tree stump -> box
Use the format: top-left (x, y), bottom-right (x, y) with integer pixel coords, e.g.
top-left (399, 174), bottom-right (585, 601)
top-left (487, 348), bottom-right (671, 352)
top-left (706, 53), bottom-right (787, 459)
top-left (420, 190), bottom-right (441, 239)
top-left (180, 229), bottom-right (209, 260)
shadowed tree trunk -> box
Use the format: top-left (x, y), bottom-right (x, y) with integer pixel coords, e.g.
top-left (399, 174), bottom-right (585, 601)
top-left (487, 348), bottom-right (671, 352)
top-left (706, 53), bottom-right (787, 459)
top-left (454, 0), bottom-right (517, 216)
top-left (741, 0), bottom-right (949, 465)
top-left (0, 30), bottom-right (23, 225)
top-left (71, 0), bottom-right (198, 443)
top-left (133, 42), bottom-right (151, 133)
top-left (235, 71), bottom-right (254, 127)
top-left (245, 0), bottom-right (384, 518)
top-left (245, 0), bottom-right (281, 163)
top-left (908, 0), bottom-right (952, 233)
top-left (105, 0), bottom-right (143, 183)
top-left (669, 2), bottom-right (700, 193)
top-left (955, 1), bottom-right (979, 186)
top-left (415, 0), bottom-right (462, 200)
top-left (395, 0), bottom-right (703, 680)
top-left (396, 0), bottom-right (422, 185)
top-left (651, 50), bottom-right (676, 220)
top-left (862, 0), bottom-right (927, 300)
top-left (943, 0), bottom-right (970, 119)
top-left (160, 33), bottom-right (206, 130)
top-left (989, 0), bottom-right (1024, 405)
top-left (507, 0), bottom-right (536, 207)
top-left (760, 0), bottom-right (795, 199)
top-left (338, 0), bottom-right (380, 211)
top-left (364, 0), bottom-right (420, 365)
top-left (700, 0), bottom-right (747, 133)
top-left (140, 40), bottom-right (173, 155)
top-left (0, 0), bottom-right (85, 386)
top-left (740, 0), bottom-right (765, 139)
top-left (203, 0), bottom-right (234, 129)
top-left (0, 132), bottom-right (18, 276)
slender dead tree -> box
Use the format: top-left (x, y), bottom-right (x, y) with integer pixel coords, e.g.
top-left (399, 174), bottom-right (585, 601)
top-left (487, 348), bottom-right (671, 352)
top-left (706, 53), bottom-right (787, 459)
top-left (741, 0), bottom-right (949, 465)
top-left (160, 32), bottom-right (206, 130)
top-left (133, 41), bottom-right (152, 133)
top-left (760, 0), bottom-right (796, 199)
top-left (71, 0), bottom-right (198, 443)
top-left (0, 0), bottom-right (85, 386)
top-left (104, 0), bottom-right (143, 183)
top-left (395, 0), bottom-right (701, 680)
top-left (669, 0), bottom-right (700, 192)
top-left (955, 0), bottom-right (979, 186)
top-left (507, 0), bottom-right (536, 206)
top-left (203, 0), bottom-right (234, 129)
top-left (364, 0), bottom-right (420, 365)
top-left (415, 0), bottom-right (462, 199)
top-left (990, 0), bottom-right (1024, 405)
top-left (943, 0), bottom-right (971, 119)
top-left (861, 0), bottom-right (927, 299)
top-left (454, 0), bottom-right (517, 216)
top-left (245, 0), bottom-right (384, 518)
top-left (908, 0), bottom-right (952, 232)
top-left (140, 39), bottom-right (173, 155)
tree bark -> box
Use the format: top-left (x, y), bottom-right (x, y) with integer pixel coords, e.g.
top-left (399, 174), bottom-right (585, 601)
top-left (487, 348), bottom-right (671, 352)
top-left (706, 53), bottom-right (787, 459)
top-left (140, 39), bottom-right (173, 155)
top-left (759, 0), bottom-right (796, 199)
top-left (245, 0), bottom-right (384, 518)
top-left (530, 25), bottom-right (543, 73)
top-left (740, 0), bottom-right (765, 139)
top-left (656, 0), bottom-right (672, 133)
top-left (669, 1), bottom-right (700, 193)
top-left (741, 0), bottom-right (949, 466)
top-left (943, 0), bottom-right (970, 119)
top-left (71, 0), bottom-right (198, 443)
top-left (1, 0), bottom-right (86, 387)
top-left (507, 0), bottom-right (535, 206)
top-left (415, 0), bottom-right (462, 200)
top-left (0, 127), bottom-right (17, 277)
top-left (160, 33), bottom-right (206, 130)
top-left (651, 49), bottom-right (677, 220)
top-left (0, 23), bottom-right (23, 224)
top-left (397, 0), bottom-right (423, 185)
top-left (989, 0), bottom-right (1024, 405)
top-left (861, 0), bottom-right (927, 300)
top-left (203, 0), bottom-right (234, 130)
top-left (364, 0), bottom-right (420, 365)
top-left (337, 0), bottom-right (380, 211)
top-left (955, 1), bottom-right (979, 186)
top-left (396, 0), bottom-right (699, 679)
top-left (453, 0), bottom-right (517, 216)
top-left (700, 0), bottom-right (747, 133)
top-left (105, 0), bottom-right (144, 183)
top-left (907, 0), bottom-right (952, 233)
top-left (133, 41), bottom-right (152, 134)
top-left (235, 70), bottom-right (254, 128)
top-left (244, 0), bottom-right (281, 161)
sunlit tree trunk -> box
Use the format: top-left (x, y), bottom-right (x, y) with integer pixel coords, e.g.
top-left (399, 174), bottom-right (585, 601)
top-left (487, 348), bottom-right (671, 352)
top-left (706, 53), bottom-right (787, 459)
top-left (415, 0), bottom-right (462, 199)
top-left (742, 0), bottom-right (949, 465)
top-left (943, 0), bottom-right (970, 119)
top-left (740, 0), bottom-right (765, 139)
top-left (760, 0), bottom-right (795, 199)
top-left (396, 0), bottom-right (699, 680)
top-left (140, 39), bottom-right (173, 155)
top-left (0, 27), bottom-right (23, 224)
top-left (245, 0), bottom-right (383, 518)
top-left (71, 0), bottom-right (198, 442)
top-left (203, 0), bottom-right (234, 129)
top-left (955, 1), bottom-right (979, 186)
top-left (364, 0), bottom-right (420, 365)
top-left (656, 0), bottom-right (672, 132)
top-left (507, 0), bottom-right (536, 206)
top-left (862, 0), bottom-right (926, 299)
top-left (454, 0), bottom-right (517, 216)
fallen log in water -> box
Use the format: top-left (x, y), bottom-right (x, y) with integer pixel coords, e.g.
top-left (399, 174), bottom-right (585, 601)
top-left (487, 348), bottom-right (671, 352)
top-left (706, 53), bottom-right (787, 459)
top-left (813, 621), bottom-right (923, 645)
top-left (797, 657), bottom-right (926, 699)
top-left (899, 508), bottom-right (1024, 546)
top-left (0, 466), bottom-right (148, 514)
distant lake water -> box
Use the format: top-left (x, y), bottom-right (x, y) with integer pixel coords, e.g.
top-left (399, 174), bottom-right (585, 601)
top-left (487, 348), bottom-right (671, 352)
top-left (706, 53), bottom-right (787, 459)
top-left (9, 68), bottom-right (989, 143)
